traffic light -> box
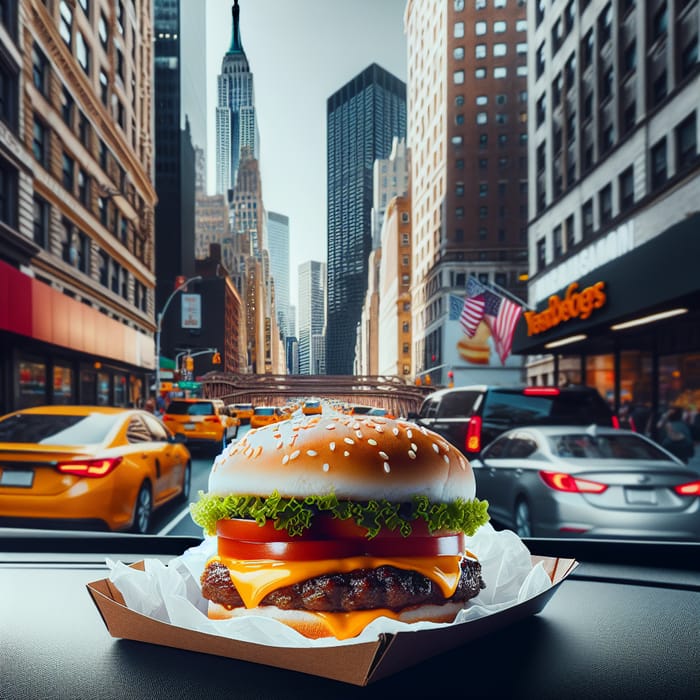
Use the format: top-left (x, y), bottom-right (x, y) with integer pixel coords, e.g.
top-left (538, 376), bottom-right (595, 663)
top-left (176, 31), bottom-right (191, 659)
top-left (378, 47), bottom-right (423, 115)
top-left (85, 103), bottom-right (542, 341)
top-left (185, 356), bottom-right (194, 372)
top-left (212, 352), bottom-right (221, 365)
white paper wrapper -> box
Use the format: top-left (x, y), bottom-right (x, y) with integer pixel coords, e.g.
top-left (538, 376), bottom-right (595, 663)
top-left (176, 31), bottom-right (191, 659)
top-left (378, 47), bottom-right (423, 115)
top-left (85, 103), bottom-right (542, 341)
top-left (107, 522), bottom-right (552, 648)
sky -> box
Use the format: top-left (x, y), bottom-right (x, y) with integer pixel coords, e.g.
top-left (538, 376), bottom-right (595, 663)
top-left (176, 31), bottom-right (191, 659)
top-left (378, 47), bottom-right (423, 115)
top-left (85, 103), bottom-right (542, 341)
top-left (191, 0), bottom-right (408, 303)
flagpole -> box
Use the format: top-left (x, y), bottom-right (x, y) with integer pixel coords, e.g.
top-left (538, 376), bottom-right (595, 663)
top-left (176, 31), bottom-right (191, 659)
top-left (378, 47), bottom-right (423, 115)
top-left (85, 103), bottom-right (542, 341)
top-left (475, 276), bottom-right (534, 310)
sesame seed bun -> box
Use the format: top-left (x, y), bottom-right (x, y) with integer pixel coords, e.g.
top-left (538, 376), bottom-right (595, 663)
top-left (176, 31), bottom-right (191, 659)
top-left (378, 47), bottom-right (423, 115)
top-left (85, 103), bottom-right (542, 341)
top-left (208, 414), bottom-right (475, 503)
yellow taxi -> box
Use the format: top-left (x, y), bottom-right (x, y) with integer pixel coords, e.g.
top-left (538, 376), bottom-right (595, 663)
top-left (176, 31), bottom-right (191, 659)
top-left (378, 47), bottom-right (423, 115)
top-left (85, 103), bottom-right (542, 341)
top-left (162, 398), bottom-right (239, 451)
top-left (228, 403), bottom-right (254, 423)
top-left (0, 405), bottom-right (191, 534)
top-left (301, 399), bottom-right (323, 416)
top-left (250, 406), bottom-right (286, 429)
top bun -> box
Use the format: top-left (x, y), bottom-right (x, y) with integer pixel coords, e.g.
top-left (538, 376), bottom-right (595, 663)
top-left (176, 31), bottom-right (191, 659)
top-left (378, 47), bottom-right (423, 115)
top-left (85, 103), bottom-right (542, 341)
top-left (209, 413), bottom-right (475, 503)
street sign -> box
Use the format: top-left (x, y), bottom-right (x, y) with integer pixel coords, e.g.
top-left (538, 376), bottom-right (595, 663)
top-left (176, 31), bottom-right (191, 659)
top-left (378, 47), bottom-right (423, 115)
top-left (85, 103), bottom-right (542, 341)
top-left (178, 381), bottom-right (201, 390)
top-left (159, 381), bottom-right (174, 392)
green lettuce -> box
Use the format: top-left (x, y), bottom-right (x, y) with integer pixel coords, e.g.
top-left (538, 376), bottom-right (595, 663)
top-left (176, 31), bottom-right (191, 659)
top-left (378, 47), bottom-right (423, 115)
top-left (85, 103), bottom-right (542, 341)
top-left (190, 489), bottom-right (489, 538)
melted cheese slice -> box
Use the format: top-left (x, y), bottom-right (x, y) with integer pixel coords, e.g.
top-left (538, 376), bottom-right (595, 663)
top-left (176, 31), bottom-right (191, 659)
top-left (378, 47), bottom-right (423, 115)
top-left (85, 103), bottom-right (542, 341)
top-left (208, 554), bottom-right (465, 609)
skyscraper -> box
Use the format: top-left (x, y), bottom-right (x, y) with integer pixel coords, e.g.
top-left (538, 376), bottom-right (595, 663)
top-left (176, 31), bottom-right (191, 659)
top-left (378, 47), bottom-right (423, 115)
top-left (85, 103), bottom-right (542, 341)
top-left (326, 63), bottom-right (407, 375)
top-left (298, 261), bottom-right (326, 376)
top-left (267, 211), bottom-right (291, 339)
top-left (215, 0), bottom-right (259, 195)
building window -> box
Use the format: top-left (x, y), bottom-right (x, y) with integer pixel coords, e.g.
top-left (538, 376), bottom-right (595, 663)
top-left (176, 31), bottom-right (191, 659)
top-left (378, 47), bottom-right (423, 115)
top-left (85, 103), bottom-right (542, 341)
top-left (676, 112), bottom-right (697, 170)
top-left (32, 117), bottom-right (48, 167)
top-left (479, 183), bottom-right (488, 197)
top-left (78, 169), bottom-right (90, 206)
top-left (536, 237), bottom-right (546, 271)
top-left (99, 70), bottom-right (108, 105)
top-left (453, 70), bottom-right (465, 84)
top-left (651, 138), bottom-right (667, 188)
top-left (455, 21), bottom-right (465, 38)
top-left (619, 166), bottom-right (634, 212)
top-left (599, 184), bottom-right (613, 225)
top-left (98, 12), bottom-right (109, 48)
top-left (79, 112), bottom-right (90, 147)
top-left (76, 32), bottom-right (90, 75)
top-left (32, 44), bottom-right (48, 95)
top-left (565, 214), bottom-right (575, 249)
top-left (475, 67), bottom-right (486, 79)
top-left (476, 111), bottom-right (487, 125)
top-left (536, 43), bottom-right (545, 78)
top-left (59, 1), bottom-right (73, 49)
top-left (516, 19), bottom-right (527, 32)
top-left (475, 44), bottom-right (486, 59)
top-left (599, 2), bottom-right (613, 45)
top-left (62, 153), bottom-right (75, 192)
top-left (99, 251), bottom-right (109, 286)
top-left (536, 94), bottom-right (546, 126)
top-left (582, 199), bottom-right (594, 237)
top-left (651, 2), bottom-right (668, 42)
top-left (0, 160), bottom-right (18, 229)
top-left (33, 195), bottom-right (49, 248)
top-left (479, 206), bottom-right (488, 219)
top-left (475, 21), bottom-right (486, 35)
top-left (476, 95), bottom-right (488, 106)
top-left (454, 46), bottom-right (465, 60)
top-left (494, 20), bottom-right (507, 33)
top-left (493, 43), bottom-right (507, 57)
top-left (494, 67), bottom-right (507, 79)
top-left (77, 230), bottom-right (91, 274)
top-left (61, 87), bottom-right (74, 127)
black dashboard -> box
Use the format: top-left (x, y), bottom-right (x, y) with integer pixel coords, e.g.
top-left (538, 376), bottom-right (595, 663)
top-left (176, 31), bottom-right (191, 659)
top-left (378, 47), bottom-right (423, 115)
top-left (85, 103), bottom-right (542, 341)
top-left (1, 532), bottom-right (698, 699)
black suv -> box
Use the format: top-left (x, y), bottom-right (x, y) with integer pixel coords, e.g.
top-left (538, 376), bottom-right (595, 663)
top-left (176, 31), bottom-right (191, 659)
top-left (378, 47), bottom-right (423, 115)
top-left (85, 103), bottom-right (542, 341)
top-left (409, 385), bottom-right (616, 457)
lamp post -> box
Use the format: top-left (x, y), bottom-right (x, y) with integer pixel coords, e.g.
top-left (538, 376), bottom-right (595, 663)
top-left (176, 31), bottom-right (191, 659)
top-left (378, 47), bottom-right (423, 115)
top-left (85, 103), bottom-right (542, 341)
top-left (154, 275), bottom-right (202, 398)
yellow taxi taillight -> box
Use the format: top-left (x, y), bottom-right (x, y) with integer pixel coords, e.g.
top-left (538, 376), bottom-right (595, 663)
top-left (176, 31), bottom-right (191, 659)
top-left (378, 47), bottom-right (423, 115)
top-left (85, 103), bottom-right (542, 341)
top-left (57, 457), bottom-right (123, 478)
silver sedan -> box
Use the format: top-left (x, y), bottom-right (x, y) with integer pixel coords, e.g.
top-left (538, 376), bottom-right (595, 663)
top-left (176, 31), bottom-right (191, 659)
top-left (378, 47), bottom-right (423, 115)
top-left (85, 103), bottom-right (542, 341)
top-left (470, 425), bottom-right (700, 540)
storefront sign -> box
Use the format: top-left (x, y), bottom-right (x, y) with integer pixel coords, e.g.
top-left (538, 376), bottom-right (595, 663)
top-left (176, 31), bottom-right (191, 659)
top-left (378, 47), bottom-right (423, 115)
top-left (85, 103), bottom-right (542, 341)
top-left (524, 281), bottom-right (607, 336)
top-left (532, 221), bottom-right (634, 303)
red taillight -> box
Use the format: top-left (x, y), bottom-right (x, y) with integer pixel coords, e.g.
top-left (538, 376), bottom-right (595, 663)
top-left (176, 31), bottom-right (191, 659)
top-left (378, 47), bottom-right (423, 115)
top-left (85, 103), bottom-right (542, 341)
top-left (674, 480), bottom-right (700, 496)
top-left (539, 471), bottom-right (608, 493)
top-left (57, 457), bottom-right (123, 478)
top-left (163, 416), bottom-right (174, 421)
top-left (611, 415), bottom-right (621, 429)
top-left (465, 415), bottom-right (482, 453)
top-left (523, 387), bottom-right (560, 396)
top-left (204, 416), bottom-right (220, 423)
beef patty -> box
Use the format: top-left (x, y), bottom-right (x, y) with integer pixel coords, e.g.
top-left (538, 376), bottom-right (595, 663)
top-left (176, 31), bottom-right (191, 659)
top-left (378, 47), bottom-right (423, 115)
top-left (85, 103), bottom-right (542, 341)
top-left (201, 557), bottom-right (485, 613)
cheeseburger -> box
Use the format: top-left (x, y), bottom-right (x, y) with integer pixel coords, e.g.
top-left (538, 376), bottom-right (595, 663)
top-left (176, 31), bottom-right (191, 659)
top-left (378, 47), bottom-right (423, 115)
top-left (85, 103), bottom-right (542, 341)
top-left (190, 413), bottom-right (489, 640)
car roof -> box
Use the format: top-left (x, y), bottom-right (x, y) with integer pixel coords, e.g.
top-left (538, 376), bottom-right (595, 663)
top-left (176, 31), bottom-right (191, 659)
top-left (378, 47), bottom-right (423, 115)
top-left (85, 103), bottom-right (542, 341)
top-left (7, 405), bottom-right (133, 416)
top-left (500, 425), bottom-right (632, 437)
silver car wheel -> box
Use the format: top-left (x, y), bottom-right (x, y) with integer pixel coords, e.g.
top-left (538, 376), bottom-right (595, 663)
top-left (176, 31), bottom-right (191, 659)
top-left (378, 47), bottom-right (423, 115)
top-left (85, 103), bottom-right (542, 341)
top-left (514, 499), bottom-right (532, 538)
top-left (132, 483), bottom-right (153, 534)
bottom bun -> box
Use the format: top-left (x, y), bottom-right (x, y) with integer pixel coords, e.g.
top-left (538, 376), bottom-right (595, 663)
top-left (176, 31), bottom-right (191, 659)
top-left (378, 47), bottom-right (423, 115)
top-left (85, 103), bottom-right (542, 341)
top-left (208, 600), bottom-right (467, 640)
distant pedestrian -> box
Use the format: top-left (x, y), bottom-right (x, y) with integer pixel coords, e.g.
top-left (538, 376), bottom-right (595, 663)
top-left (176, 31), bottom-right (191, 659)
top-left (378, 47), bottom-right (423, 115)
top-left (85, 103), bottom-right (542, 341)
top-left (657, 407), bottom-right (694, 463)
top-left (144, 397), bottom-right (156, 414)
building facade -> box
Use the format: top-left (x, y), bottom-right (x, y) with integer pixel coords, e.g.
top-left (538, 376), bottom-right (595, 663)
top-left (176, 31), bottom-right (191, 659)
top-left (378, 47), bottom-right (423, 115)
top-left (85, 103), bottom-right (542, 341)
top-left (267, 210), bottom-right (291, 339)
top-left (405, 0), bottom-right (528, 387)
top-left (513, 0), bottom-right (700, 441)
top-left (325, 63), bottom-right (406, 375)
top-left (0, 0), bottom-right (157, 413)
top-left (215, 0), bottom-right (259, 196)
top-left (298, 260), bottom-right (326, 376)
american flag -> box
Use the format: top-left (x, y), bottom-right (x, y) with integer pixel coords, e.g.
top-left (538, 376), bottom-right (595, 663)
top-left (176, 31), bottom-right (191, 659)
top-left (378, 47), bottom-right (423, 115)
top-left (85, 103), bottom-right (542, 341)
top-left (483, 291), bottom-right (523, 364)
top-left (459, 277), bottom-right (488, 337)
top-left (458, 277), bottom-right (523, 362)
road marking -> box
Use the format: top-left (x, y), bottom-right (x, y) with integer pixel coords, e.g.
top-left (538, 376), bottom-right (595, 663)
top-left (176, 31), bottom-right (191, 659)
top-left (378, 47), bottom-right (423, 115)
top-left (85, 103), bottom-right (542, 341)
top-left (156, 505), bottom-right (194, 536)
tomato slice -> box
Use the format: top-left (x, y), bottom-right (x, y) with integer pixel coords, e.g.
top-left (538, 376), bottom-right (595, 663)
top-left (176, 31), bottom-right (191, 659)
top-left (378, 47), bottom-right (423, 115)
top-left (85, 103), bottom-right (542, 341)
top-left (218, 537), bottom-right (363, 561)
top-left (217, 518), bottom-right (299, 542)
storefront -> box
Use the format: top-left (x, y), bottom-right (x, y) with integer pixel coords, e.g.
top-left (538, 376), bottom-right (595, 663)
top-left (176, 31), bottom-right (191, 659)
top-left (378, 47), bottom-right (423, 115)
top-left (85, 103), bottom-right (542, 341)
top-left (0, 260), bottom-right (154, 414)
top-left (512, 214), bottom-right (700, 442)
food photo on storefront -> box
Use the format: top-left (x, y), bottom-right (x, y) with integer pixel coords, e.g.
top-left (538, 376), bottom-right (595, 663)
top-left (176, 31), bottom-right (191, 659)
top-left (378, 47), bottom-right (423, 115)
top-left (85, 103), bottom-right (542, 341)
top-left (511, 214), bottom-right (700, 449)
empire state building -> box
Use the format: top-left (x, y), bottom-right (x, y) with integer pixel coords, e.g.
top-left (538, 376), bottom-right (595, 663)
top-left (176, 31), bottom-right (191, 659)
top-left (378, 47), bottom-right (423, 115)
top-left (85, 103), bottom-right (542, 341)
top-left (215, 0), bottom-right (260, 194)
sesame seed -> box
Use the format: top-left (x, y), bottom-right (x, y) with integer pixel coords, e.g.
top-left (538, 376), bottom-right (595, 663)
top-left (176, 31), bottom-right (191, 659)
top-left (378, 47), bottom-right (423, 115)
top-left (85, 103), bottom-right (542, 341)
top-left (253, 445), bottom-right (262, 458)
top-left (344, 437), bottom-right (354, 445)
top-left (375, 425), bottom-right (384, 433)
top-left (379, 451), bottom-right (389, 460)
top-left (353, 423), bottom-right (360, 430)
top-left (326, 424), bottom-right (336, 430)
top-left (322, 463), bottom-right (330, 472)
top-left (408, 450), bottom-right (417, 459)
top-left (407, 429), bottom-right (413, 439)
top-left (411, 442), bottom-right (418, 452)
top-left (245, 447), bottom-right (253, 458)
top-left (392, 428), bottom-right (399, 436)
top-left (367, 438), bottom-right (378, 446)
top-left (432, 443), bottom-right (440, 453)
top-left (329, 441), bottom-right (336, 451)
top-left (306, 449), bottom-right (318, 457)
top-left (282, 454), bottom-right (289, 465)
top-left (383, 462), bottom-right (391, 473)
top-left (355, 430), bottom-right (363, 439)
top-left (344, 450), bottom-right (350, 457)
top-left (443, 455), bottom-right (449, 463)
top-left (289, 450), bottom-right (301, 460)
top-left (276, 440), bottom-right (283, 449)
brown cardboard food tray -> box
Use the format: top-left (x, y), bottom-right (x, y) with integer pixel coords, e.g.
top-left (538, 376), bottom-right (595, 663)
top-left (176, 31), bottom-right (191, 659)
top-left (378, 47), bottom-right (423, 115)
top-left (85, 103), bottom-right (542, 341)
top-left (87, 555), bottom-right (577, 686)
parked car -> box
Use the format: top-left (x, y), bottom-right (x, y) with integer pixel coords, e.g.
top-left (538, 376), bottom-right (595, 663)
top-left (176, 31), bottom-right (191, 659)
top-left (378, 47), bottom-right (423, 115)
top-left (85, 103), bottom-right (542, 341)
top-left (162, 399), bottom-right (239, 452)
top-left (228, 403), bottom-right (254, 423)
top-left (0, 405), bottom-right (191, 534)
top-left (409, 385), bottom-right (616, 457)
top-left (470, 425), bottom-right (700, 539)
top-left (250, 405), bottom-right (286, 429)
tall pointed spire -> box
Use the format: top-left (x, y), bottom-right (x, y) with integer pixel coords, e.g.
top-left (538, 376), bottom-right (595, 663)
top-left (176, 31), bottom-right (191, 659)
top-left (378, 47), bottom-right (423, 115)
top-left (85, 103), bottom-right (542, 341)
top-left (227, 0), bottom-right (244, 54)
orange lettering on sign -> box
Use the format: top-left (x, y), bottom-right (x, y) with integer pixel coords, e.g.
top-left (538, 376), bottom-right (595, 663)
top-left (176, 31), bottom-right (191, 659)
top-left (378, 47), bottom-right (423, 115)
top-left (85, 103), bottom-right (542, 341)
top-left (523, 281), bottom-right (606, 336)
